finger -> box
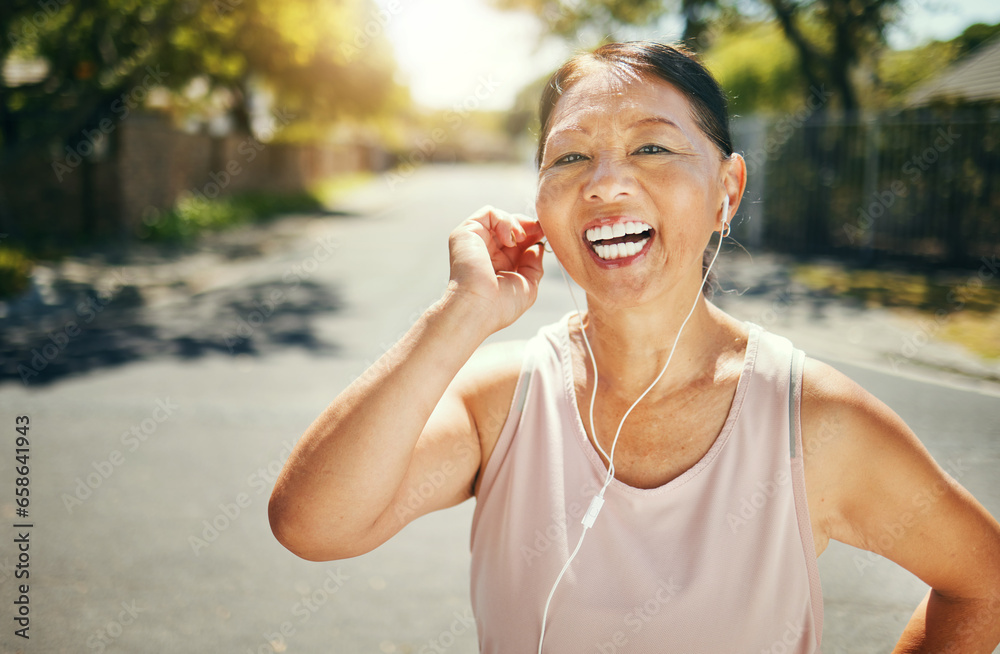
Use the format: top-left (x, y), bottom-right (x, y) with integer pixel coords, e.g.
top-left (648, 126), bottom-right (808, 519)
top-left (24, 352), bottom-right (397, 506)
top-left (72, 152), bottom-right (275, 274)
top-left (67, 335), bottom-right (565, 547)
top-left (495, 234), bottom-right (540, 272)
top-left (510, 213), bottom-right (543, 244)
top-left (465, 215), bottom-right (514, 259)
top-left (477, 206), bottom-right (522, 248)
top-left (463, 220), bottom-right (500, 258)
top-left (517, 242), bottom-right (545, 288)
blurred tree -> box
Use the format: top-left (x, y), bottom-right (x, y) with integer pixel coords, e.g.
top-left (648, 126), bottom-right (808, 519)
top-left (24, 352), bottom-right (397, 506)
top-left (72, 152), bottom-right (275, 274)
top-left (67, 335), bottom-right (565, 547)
top-left (948, 20), bottom-right (1000, 56)
top-left (0, 0), bottom-right (400, 158)
top-left (492, 0), bottom-right (721, 50)
top-left (495, 0), bottom-right (905, 112)
top-left (702, 21), bottom-right (806, 114)
top-left (763, 0), bottom-right (899, 113)
top-left (875, 21), bottom-right (1000, 107)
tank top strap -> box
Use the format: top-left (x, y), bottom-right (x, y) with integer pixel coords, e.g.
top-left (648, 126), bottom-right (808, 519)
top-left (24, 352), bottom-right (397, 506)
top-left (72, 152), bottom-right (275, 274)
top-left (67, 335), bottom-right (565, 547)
top-left (471, 317), bottom-right (566, 540)
top-left (788, 343), bottom-right (824, 640)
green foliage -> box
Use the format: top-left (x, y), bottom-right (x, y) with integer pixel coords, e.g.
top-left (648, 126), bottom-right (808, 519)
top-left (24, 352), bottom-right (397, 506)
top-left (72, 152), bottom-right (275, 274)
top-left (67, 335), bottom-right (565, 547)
top-left (703, 22), bottom-right (807, 114)
top-left (497, 0), bottom-right (901, 112)
top-left (793, 262), bottom-right (1000, 360)
top-left (310, 172), bottom-right (374, 208)
top-left (876, 40), bottom-right (960, 105)
top-left (0, 246), bottom-right (34, 299)
top-left (793, 263), bottom-right (1000, 313)
top-left (140, 191), bottom-right (324, 242)
top-left (876, 21), bottom-right (1000, 107)
top-left (492, 0), bottom-right (672, 39)
top-left (0, 0), bottom-right (401, 152)
top-left (951, 21), bottom-right (1000, 56)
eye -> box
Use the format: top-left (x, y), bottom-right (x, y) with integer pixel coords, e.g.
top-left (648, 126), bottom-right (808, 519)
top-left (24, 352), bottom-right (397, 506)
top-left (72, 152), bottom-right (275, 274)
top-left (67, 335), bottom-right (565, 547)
top-left (634, 144), bottom-right (669, 155)
top-left (554, 153), bottom-right (587, 165)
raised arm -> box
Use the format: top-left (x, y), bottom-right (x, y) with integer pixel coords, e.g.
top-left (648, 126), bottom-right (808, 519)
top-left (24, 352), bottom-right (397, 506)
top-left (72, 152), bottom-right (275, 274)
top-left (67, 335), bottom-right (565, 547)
top-left (801, 359), bottom-right (1000, 653)
top-left (268, 206), bottom-right (544, 561)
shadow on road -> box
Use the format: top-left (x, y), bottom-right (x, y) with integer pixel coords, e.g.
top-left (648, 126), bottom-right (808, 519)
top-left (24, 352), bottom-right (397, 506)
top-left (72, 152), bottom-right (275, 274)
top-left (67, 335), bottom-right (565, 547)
top-left (0, 266), bottom-right (343, 387)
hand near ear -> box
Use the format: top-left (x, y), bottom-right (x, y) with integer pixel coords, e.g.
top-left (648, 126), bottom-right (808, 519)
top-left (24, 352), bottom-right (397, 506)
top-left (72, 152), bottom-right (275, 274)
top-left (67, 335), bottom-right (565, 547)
top-left (447, 205), bottom-right (546, 334)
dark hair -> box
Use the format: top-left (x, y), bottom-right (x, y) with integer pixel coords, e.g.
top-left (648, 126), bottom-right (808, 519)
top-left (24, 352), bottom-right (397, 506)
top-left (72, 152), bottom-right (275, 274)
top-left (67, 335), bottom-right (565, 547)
top-left (536, 41), bottom-right (733, 296)
top-left (536, 41), bottom-right (733, 165)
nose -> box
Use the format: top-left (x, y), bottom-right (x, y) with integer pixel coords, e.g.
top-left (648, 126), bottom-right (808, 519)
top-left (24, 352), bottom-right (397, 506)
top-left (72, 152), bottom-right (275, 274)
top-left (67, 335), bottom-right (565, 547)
top-left (583, 154), bottom-right (636, 203)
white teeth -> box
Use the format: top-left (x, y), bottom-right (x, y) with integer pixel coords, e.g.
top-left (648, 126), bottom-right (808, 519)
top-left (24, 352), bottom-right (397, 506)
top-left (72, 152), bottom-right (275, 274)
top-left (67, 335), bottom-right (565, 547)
top-left (585, 221), bottom-right (653, 242)
top-left (592, 238), bottom-right (650, 260)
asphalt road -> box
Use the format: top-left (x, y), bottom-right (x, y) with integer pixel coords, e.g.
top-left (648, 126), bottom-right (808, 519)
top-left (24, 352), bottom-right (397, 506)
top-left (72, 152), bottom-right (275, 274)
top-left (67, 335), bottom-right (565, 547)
top-left (0, 164), bottom-right (997, 653)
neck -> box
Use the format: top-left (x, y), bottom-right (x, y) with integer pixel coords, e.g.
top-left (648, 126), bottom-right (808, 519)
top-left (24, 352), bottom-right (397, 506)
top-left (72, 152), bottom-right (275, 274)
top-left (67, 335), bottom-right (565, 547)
top-left (578, 276), bottom-right (721, 399)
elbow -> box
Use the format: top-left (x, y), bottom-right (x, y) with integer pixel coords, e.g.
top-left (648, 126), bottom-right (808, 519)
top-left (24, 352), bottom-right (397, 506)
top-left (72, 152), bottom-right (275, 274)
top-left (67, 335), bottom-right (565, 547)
top-left (267, 491), bottom-right (374, 562)
top-left (268, 492), bottom-right (331, 562)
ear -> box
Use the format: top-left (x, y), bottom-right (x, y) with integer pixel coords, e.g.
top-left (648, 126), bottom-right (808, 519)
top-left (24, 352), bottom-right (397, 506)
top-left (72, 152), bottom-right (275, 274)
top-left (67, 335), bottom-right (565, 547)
top-left (719, 153), bottom-right (747, 231)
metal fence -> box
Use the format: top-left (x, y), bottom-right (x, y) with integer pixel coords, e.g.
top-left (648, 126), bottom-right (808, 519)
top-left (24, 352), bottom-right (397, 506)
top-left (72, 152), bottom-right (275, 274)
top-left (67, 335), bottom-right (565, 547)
top-left (730, 106), bottom-right (1000, 267)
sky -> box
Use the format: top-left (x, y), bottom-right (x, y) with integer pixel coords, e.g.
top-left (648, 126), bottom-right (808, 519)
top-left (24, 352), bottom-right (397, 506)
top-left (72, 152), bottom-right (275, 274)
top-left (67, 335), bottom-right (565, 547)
top-left (379, 0), bottom-right (1000, 111)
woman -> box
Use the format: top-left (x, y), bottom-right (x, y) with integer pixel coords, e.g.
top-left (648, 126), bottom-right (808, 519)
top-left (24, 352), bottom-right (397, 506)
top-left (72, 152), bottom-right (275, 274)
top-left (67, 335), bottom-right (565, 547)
top-left (269, 42), bottom-right (1000, 652)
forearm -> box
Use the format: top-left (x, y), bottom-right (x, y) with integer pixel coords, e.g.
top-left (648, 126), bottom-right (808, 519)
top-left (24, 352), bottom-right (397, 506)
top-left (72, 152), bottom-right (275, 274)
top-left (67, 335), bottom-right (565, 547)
top-left (893, 588), bottom-right (1000, 653)
top-left (269, 290), bottom-right (491, 551)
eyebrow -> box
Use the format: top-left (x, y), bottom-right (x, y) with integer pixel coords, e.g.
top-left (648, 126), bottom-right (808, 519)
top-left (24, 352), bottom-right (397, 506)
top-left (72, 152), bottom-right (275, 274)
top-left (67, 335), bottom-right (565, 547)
top-left (548, 115), bottom-right (681, 139)
top-left (630, 116), bottom-right (681, 130)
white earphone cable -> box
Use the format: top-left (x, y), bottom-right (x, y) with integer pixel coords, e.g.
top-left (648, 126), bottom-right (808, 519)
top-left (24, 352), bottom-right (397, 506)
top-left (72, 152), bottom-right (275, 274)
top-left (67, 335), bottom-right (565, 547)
top-left (537, 196), bottom-right (729, 652)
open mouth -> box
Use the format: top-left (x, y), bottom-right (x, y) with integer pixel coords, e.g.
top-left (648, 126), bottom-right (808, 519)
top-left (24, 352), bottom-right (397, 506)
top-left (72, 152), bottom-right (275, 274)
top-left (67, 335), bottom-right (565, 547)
top-left (584, 221), bottom-right (654, 261)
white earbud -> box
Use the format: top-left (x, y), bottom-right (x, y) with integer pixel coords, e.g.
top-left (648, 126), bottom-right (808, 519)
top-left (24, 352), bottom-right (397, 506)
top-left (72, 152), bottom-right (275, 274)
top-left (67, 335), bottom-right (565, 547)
top-left (721, 195), bottom-right (730, 237)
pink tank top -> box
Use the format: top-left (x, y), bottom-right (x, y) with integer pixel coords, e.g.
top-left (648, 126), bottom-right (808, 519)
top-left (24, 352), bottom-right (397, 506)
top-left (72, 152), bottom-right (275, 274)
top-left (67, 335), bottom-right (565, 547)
top-left (470, 315), bottom-right (823, 652)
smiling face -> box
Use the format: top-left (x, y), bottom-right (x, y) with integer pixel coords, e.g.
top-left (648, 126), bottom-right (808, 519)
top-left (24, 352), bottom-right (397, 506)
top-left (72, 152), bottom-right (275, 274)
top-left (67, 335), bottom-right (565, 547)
top-left (536, 65), bottom-right (738, 309)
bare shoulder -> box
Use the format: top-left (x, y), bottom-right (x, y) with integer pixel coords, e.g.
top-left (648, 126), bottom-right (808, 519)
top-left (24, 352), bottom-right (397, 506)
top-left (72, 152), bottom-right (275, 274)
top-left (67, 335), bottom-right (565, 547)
top-left (452, 340), bottom-right (528, 493)
top-left (798, 358), bottom-right (1000, 599)
top-left (797, 358), bottom-right (915, 544)
top-left (798, 357), bottom-right (924, 486)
